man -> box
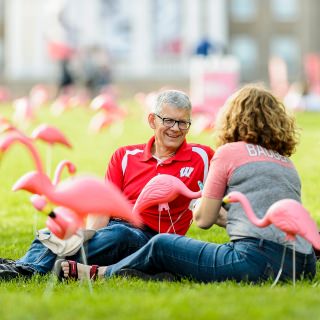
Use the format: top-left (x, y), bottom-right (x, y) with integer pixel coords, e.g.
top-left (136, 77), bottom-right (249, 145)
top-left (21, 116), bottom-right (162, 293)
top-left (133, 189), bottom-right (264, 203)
top-left (0, 90), bottom-right (214, 279)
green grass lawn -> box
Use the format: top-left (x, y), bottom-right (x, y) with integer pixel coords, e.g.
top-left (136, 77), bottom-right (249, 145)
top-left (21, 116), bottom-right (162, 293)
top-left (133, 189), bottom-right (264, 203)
top-left (0, 101), bottom-right (320, 320)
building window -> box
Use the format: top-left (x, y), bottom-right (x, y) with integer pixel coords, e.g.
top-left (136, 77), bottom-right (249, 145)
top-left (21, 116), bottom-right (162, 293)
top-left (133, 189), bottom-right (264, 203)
top-left (230, 0), bottom-right (258, 22)
top-left (152, 0), bottom-right (183, 58)
top-left (100, 0), bottom-right (133, 58)
top-left (230, 35), bottom-right (258, 80)
top-left (270, 0), bottom-right (299, 22)
top-left (270, 36), bottom-right (300, 78)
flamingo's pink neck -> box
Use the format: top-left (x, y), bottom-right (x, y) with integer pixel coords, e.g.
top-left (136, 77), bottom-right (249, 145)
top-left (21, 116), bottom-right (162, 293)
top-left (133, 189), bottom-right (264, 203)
top-left (183, 189), bottom-right (202, 199)
top-left (52, 160), bottom-right (75, 185)
top-left (3, 134), bottom-right (44, 174)
top-left (235, 193), bottom-right (268, 227)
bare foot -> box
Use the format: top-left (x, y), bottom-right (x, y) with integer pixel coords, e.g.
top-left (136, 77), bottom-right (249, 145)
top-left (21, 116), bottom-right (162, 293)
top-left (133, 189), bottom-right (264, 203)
top-left (60, 261), bottom-right (107, 280)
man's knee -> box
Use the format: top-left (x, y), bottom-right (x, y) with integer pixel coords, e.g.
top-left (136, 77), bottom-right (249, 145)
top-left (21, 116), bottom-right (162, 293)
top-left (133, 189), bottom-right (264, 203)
top-left (94, 224), bottom-right (144, 247)
top-left (149, 234), bottom-right (175, 252)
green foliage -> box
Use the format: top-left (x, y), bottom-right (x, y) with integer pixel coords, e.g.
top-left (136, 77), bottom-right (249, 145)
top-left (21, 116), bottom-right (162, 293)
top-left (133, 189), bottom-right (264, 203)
top-left (0, 103), bottom-right (320, 319)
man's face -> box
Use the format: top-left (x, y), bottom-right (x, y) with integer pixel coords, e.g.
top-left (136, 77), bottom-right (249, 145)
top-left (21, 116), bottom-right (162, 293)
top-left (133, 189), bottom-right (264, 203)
top-left (148, 103), bottom-right (191, 152)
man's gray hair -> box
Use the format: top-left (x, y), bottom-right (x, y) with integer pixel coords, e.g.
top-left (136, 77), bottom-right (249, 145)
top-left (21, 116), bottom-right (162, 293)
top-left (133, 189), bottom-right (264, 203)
top-left (152, 90), bottom-right (192, 114)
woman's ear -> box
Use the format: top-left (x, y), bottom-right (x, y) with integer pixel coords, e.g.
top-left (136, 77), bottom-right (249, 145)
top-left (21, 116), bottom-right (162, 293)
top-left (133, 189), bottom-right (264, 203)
top-left (148, 113), bottom-right (156, 129)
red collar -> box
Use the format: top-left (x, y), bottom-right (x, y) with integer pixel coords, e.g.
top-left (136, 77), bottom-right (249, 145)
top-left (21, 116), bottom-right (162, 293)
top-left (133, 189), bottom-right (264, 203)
top-left (140, 136), bottom-right (191, 163)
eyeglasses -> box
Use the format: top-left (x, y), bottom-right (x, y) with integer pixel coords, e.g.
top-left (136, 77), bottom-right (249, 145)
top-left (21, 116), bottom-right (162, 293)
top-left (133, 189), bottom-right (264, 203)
top-left (155, 114), bottom-right (191, 130)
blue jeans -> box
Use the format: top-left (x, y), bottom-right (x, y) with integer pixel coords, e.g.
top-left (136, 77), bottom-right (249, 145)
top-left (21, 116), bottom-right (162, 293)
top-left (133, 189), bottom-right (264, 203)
top-left (106, 234), bottom-right (316, 283)
top-left (16, 220), bottom-right (157, 274)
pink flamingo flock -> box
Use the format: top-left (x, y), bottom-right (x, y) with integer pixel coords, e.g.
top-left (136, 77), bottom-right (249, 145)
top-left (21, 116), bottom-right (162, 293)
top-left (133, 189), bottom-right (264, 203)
top-left (0, 132), bottom-right (141, 239)
top-left (0, 128), bottom-right (202, 238)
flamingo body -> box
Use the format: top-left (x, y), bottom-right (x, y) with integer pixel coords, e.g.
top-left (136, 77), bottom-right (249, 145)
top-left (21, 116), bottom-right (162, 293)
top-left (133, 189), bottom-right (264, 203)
top-left (13, 171), bottom-right (52, 195)
top-left (31, 124), bottom-right (72, 148)
top-left (90, 94), bottom-right (118, 112)
top-left (223, 191), bottom-right (320, 249)
top-left (133, 174), bottom-right (201, 214)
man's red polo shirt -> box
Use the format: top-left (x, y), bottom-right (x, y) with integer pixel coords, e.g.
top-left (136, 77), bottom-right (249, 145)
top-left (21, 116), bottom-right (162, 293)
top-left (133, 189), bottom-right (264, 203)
top-left (106, 136), bottom-right (214, 235)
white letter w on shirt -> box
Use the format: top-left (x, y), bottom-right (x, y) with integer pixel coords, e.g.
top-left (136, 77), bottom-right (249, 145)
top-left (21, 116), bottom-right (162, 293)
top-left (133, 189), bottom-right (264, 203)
top-left (180, 167), bottom-right (194, 178)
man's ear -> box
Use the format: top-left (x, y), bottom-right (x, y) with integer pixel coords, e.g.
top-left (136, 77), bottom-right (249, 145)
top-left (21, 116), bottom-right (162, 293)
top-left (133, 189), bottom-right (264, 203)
top-left (148, 113), bottom-right (156, 129)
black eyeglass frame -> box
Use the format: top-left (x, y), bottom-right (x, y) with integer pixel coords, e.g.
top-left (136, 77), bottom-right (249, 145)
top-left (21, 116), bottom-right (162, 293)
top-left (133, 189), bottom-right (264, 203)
top-left (154, 114), bottom-right (191, 130)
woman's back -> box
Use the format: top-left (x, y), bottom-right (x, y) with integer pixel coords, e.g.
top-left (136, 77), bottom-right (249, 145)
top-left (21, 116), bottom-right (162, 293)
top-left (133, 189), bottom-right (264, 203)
top-left (204, 141), bottom-right (312, 254)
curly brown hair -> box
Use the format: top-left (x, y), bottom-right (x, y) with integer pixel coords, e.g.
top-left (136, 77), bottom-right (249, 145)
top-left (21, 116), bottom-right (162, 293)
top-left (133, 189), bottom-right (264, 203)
top-left (215, 84), bottom-right (299, 156)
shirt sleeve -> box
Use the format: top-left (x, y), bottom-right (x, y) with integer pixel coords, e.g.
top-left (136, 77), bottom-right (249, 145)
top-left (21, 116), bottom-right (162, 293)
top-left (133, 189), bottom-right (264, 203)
top-left (202, 146), bottom-right (228, 199)
top-left (206, 146), bottom-right (215, 162)
top-left (105, 148), bottom-right (124, 190)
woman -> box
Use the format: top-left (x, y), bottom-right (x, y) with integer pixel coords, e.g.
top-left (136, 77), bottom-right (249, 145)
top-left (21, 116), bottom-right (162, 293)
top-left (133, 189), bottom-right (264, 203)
top-left (57, 84), bottom-right (316, 283)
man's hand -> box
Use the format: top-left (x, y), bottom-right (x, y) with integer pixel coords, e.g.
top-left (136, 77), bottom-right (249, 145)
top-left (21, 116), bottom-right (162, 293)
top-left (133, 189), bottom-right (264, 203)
top-left (37, 228), bottom-right (96, 256)
top-left (86, 215), bottom-right (110, 230)
top-left (189, 198), bottom-right (201, 211)
top-left (192, 197), bottom-right (223, 229)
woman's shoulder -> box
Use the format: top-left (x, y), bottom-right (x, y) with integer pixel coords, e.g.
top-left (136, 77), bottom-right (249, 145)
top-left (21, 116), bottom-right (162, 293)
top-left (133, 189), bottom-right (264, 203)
top-left (215, 141), bottom-right (247, 155)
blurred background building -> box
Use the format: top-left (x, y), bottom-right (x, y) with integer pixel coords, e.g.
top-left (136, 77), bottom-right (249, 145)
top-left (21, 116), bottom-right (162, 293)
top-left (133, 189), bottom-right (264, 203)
top-left (0, 0), bottom-right (319, 89)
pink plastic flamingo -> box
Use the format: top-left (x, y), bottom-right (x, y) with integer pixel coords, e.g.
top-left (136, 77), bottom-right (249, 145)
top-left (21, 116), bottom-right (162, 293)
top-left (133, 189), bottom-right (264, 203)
top-left (133, 174), bottom-right (202, 214)
top-left (133, 174), bottom-right (201, 233)
top-left (31, 124), bottom-right (72, 176)
top-left (223, 191), bottom-right (320, 285)
top-left (31, 124), bottom-right (72, 149)
top-left (90, 93), bottom-right (118, 113)
top-left (223, 191), bottom-right (320, 248)
top-left (0, 132), bottom-right (141, 238)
